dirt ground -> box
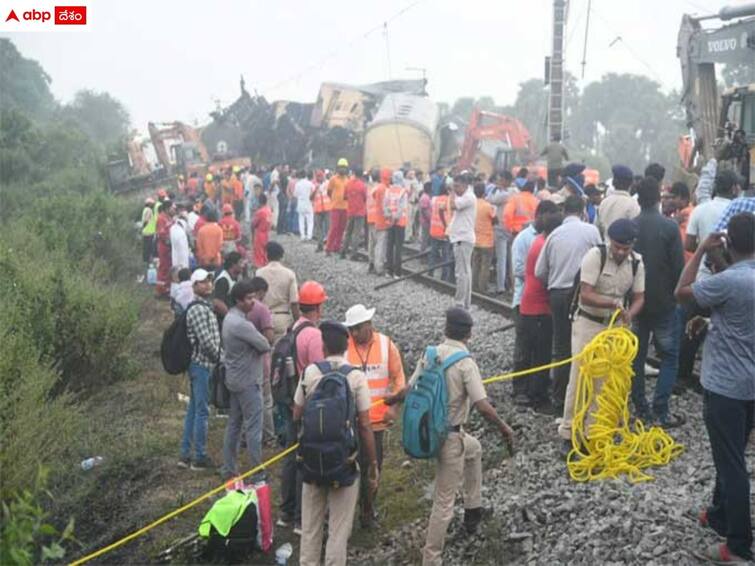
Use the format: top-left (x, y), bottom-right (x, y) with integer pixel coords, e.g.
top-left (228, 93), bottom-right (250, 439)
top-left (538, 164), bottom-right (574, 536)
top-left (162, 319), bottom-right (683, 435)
top-left (63, 295), bottom-right (431, 565)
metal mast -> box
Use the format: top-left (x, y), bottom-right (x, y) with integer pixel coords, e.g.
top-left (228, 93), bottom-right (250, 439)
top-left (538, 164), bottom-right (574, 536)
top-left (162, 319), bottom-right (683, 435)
top-left (549, 0), bottom-right (567, 141)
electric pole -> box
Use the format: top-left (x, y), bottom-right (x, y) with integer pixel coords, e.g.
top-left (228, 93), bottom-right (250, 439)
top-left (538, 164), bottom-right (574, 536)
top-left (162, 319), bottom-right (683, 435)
top-left (549, 0), bottom-right (567, 142)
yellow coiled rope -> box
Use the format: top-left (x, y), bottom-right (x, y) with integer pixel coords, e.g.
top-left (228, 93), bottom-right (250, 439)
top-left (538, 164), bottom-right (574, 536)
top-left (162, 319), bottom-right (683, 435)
top-left (565, 311), bottom-right (684, 482)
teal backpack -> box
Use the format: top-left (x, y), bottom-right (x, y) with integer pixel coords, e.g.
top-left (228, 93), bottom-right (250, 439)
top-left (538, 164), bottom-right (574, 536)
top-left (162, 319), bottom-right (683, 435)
top-left (402, 346), bottom-right (470, 459)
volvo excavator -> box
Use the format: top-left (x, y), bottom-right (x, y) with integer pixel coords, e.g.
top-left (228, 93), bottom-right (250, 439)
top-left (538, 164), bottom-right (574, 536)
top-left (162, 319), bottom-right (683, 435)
top-left (677, 2), bottom-right (755, 187)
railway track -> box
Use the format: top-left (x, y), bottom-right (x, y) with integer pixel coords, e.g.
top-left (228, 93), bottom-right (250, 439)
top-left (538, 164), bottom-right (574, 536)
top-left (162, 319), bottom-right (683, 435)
top-left (354, 241), bottom-right (679, 374)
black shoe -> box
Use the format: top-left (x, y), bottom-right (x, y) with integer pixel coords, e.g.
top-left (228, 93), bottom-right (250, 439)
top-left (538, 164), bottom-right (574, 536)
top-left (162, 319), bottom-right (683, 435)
top-left (463, 506), bottom-right (492, 534)
top-left (190, 455), bottom-right (215, 471)
top-left (532, 399), bottom-right (556, 416)
top-left (368, 264), bottom-right (375, 273)
top-left (656, 412), bottom-right (685, 429)
top-left (177, 456), bottom-right (191, 468)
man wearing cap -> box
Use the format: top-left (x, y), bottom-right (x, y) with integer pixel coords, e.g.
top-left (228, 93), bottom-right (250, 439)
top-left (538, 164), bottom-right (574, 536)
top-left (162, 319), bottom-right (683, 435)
top-left (596, 165), bottom-right (640, 238)
top-left (278, 280), bottom-right (327, 534)
top-left (294, 320), bottom-right (379, 566)
top-left (325, 159), bottom-right (350, 254)
top-left (344, 304), bottom-right (405, 528)
top-left (558, 219), bottom-right (645, 448)
top-left (179, 269), bottom-right (222, 470)
top-left (385, 308), bottom-right (515, 565)
top-left (141, 197), bottom-right (157, 267)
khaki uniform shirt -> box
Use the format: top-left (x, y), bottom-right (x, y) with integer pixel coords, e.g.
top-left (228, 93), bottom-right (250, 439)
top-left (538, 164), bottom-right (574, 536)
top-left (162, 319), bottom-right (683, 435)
top-left (256, 261), bottom-right (299, 314)
top-left (294, 355), bottom-right (372, 413)
top-left (409, 339), bottom-right (487, 427)
top-left (596, 191), bottom-right (640, 237)
top-left (579, 247), bottom-right (645, 319)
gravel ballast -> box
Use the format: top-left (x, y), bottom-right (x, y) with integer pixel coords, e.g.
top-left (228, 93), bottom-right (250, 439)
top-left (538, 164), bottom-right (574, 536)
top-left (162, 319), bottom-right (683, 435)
top-left (274, 235), bottom-right (751, 565)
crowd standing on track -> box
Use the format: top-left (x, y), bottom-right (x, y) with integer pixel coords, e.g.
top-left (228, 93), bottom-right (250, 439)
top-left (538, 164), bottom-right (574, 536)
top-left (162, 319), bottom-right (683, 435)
top-left (141, 155), bottom-right (754, 564)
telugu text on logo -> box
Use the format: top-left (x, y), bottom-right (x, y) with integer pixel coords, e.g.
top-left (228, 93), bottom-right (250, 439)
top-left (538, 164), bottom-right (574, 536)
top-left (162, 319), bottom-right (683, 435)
top-left (54, 6), bottom-right (86, 25)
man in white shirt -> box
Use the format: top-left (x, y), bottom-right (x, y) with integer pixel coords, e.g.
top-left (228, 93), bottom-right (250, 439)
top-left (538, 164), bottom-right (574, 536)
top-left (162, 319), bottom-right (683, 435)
top-left (447, 174), bottom-right (477, 310)
top-left (294, 170), bottom-right (315, 240)
top-left (170, 206), bottom-right (191, 270)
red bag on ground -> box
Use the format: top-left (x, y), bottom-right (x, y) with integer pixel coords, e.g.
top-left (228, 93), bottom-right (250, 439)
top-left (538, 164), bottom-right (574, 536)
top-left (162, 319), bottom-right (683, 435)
top-left (253, 482), bottom-right (273, 552)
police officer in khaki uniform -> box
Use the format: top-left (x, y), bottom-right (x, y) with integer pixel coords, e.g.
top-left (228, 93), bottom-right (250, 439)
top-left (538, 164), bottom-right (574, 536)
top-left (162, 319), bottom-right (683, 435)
top-left (255, 241), bottom-right (300, 442)
top-left (386, 308), bottom-right (515, 566)
top-left (558, 218), bottom-right (646, 448)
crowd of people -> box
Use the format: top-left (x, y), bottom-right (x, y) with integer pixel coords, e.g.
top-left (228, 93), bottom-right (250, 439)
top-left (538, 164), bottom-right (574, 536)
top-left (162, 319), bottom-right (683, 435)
top-left (142, 153), bottom-right (754, 565)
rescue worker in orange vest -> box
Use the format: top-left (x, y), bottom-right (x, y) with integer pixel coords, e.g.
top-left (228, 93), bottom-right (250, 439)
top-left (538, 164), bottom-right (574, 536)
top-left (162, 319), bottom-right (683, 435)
top-left (231, 166), bottom-right (244, 219)
top-left (371, 168), bottom-right (391, 276)
top-left (204, 173), bottom-right (217, 205)
top-left (343, 304), bottom-right (405, 529)
top-left (502, 176), bottom-right (539, 236)
top-left (383, 171), bottom-right (410, 278)
top-left (219, 203), bottom-right (241, 256)
top-left (429, 181), bottom-right (454, 282)
top-left (312, 170), bottom-right (332, 252)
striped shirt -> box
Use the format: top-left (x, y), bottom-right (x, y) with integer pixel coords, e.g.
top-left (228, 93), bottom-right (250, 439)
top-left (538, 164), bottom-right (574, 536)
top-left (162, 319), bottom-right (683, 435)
top-left (186, 298), bottom-right (222, 369)
top-left (714, 196), bottom-right (755, 231)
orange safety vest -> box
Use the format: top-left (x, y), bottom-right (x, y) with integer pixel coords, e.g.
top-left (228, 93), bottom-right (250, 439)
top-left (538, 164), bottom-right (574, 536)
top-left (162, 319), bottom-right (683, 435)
top-left (312, 183), bottom-right (332, 214)
top-left (503, 191), bottom-right (539, 234)
top-left (346, 333), bottom-right (391, 426)
top-left (383, 185), bottom-right (408, 227)
top-left (430, 195), bottom-right (449, 239)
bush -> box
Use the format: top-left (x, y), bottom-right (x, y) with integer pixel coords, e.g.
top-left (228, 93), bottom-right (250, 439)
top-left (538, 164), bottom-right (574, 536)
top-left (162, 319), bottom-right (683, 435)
top-left (0, 469), bottom-right (76, 565)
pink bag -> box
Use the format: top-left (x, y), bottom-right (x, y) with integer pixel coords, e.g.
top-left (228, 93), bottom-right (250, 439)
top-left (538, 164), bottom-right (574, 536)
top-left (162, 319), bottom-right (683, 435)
top-left (254, 482), bottom-right (273, 552)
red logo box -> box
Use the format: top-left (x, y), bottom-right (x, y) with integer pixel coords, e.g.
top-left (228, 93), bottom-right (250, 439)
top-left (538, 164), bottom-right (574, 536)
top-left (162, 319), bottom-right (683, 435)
top-left (54, 6), bottom-right (86, 25)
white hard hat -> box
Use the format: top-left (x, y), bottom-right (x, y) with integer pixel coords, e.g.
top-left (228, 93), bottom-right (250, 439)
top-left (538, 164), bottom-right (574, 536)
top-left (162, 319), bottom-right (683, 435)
top-left (190, 268), bottom-right (213, 284)
top-left (343, 304), bottom-right (376, 328)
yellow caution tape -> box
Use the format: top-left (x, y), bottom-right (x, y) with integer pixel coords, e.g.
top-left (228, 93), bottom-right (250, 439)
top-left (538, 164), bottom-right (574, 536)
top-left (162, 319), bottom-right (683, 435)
top-left (69, 310), bottom-right (682, 564)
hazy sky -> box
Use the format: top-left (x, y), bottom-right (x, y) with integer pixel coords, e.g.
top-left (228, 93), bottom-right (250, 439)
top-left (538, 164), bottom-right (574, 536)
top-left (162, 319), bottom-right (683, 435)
top-left (3, 0), bottom-right (733, 132)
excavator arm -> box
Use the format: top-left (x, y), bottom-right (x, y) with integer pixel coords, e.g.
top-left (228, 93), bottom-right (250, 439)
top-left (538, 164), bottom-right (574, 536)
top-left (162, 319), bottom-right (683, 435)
top-left (677, 3), bottom-right (755, 165)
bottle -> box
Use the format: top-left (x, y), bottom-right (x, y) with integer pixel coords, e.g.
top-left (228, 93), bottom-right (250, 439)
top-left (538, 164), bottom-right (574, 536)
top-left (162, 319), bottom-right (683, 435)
top-left (275, 543), bottom-right (293, 565)
top-left (80, 456), bottom-right (104, 471)
top-left (146, 263), bottom-right (157, 285)
top-left (284, 356), bottom-right (296, 379)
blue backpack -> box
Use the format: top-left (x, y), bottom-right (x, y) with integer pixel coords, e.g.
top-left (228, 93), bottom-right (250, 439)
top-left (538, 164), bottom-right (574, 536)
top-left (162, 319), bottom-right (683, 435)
top-left (297, 362), bottom-right (359, 487)
top-left (402, 346), bottom-right (470, 459)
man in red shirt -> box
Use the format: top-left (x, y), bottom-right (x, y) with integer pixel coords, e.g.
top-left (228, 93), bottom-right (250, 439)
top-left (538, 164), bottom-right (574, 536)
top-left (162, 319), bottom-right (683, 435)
top-left (515, 208), bottom-right (563, 411)
top-left (325, 158), bottom-right (350, 254)
top-left (340, 168), bottom-right (368, 259)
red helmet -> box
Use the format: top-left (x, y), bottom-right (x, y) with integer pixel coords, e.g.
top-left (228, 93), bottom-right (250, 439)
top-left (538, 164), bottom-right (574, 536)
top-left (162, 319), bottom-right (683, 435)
top-left (157, 188), bottom-right (168, 199)
top-left (299, 281), bottom-right (328, 306)
top-left (222, 203), bottom-right (234, 215)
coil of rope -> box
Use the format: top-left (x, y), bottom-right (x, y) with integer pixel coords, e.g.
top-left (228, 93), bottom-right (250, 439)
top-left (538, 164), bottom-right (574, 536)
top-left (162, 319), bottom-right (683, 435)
top-left (482, 310), bottom-right (683, 483)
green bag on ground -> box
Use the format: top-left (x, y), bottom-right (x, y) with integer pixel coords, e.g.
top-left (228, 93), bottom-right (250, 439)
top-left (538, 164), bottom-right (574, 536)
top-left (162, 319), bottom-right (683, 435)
top-left (198, 489), bottom-right (258, 539)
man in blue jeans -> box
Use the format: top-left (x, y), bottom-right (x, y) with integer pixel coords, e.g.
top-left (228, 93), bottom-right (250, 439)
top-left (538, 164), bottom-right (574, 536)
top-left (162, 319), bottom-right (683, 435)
top-left (675, 214), bottom-right (755, 563)
top-left (630, 177), bottom-right (685, 427)
top-left (179, 269), bottom-right (222, 470)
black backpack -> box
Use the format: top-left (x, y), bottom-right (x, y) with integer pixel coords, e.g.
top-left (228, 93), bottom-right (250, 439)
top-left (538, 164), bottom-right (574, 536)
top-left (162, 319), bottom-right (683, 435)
top-left (297, 362), bottom-right (359, 487)
top-left (271, 321), bottom-right (314, 405)
top-left (569, 244), bottom-right (639, 320)
top-left (160, 300), bottom-right (205, 375)
top-left (199, 489), bottom-right (258, 563)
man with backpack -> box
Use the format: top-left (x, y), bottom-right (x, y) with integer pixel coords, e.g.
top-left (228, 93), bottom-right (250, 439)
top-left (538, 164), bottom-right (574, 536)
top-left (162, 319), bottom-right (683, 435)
top-left (293, 321), bottom-right (379, 566)
top-left (220, 279), bottom-right (272, 483)
top-left (385, 308), bottom-right (515, 566)
top-left (275, 280), bottom-right (328, 535)
top-left (179, 268), bottom-right (222, 470)
top-left (557, 219), bottom-right (645, 451)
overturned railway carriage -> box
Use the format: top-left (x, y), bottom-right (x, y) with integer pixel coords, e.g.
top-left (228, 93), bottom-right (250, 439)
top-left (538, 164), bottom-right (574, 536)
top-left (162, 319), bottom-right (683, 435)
top-left (363, 93), bottom-right (439, 174)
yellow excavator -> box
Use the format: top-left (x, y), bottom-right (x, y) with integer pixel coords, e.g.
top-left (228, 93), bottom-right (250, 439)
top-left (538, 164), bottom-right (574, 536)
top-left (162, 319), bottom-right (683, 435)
top-left (677, 2), bottom-right (755, 187)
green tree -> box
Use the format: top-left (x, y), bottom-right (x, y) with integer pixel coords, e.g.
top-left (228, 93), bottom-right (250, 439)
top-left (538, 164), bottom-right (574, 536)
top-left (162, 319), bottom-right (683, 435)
top-left (0, 39), bottom-right (55, 119)
top-left (569, 73), bottom-right (684, 172)
top-left (60, 89), bottom-right (130, 150)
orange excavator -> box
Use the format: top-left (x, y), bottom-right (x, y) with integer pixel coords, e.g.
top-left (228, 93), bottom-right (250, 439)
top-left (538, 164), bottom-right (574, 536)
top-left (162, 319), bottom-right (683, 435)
top-left (148, 121), bottom-right (210, 177)
top-left (457, 108), bottom-right (535, 176)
